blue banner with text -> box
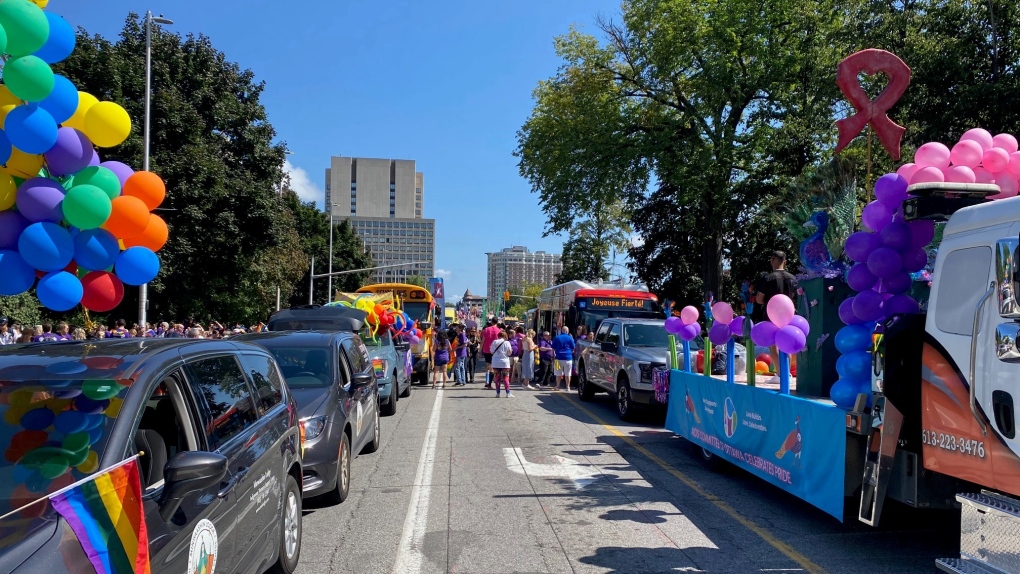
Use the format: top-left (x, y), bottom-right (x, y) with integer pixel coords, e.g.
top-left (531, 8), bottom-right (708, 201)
top-left (665, 369), bottom-right (846, 520)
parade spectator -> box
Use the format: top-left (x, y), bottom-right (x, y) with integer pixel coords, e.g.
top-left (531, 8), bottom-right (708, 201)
top-left (432, 330), bottom-right (451, 389)
top-left (108, 319), bottom-right (131, 338)
top-left (18, 330), bottom-right (34, 343)
top-left (551, 326), bottom-right (576, 392)
top-left (71, 328), bottom-right (87, 340)
top-left (536, 331), bottom-right (555, 387)
top-left (0, 319), bottom-right (15, 345)
top-left (481, 318), bottom-right (500, 388)
top-left (466, 327), bottom-right (480, 382)
top-left (489, 330), bottom-right (513, 397)
top-left (56, 322), bottom-right (71, 340)
top-left (453, 325), bottom-right (468, 387)
top-left (521, 329), bottom-right (536, 390)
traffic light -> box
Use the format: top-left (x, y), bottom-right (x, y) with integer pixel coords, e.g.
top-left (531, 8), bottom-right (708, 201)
top-left (504, 291), bottom-right (510, 301)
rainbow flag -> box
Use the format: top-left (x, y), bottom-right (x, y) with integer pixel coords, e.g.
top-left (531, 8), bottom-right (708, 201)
top-left (50, 457), bottom-right (150, 574)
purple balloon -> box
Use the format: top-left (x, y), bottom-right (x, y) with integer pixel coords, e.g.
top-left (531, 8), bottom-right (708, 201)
top-left (776, 325), bottom-right (807, 354)
top-left (884, 294), bottom-right (920, 316)
top-left (679, 323), bottom-right (700, 342)
top-left (845, 231), bottom-right (881, 263)
top-left (909, 219), bottom-right (936, 249)
top-left (100, 161), bottom-right (135, 187)
top-left (862, 201), bottom-right (894, 232)
top-left (15, 177), bottom-right (66, 223)
top-left (45, 128), bottom-right (93, 176)
top-left (708, 322), bottom-right (731, 346)
top-left (880, 221), bottom-right (912, 252)
top-left (664, 316), bottom-right (683, 334)
top-left (880, 272), bottom-right (912, 295)
top-left (729, 316), bottom-right (746, 338)
top-left (839, 297), bottom-right (862, 325)
top-left (902, 248), bottom-right (928, 273)
top-left (87, 148), bottom-right (100, 167)
top-left (867, 247), bottom-right (903, 279)
top-left (0, 210), bottom-right (29, 250)
top-left (788, 315), bottom-right (810, 336)
top-left (751, 321), bottom-right (778, 347)
top-left (875, 173), bottom-right (909, 207)
top-left (847, 263), bottom-right (877, 292)
top-left (853, 289), bottom-right (885, 323)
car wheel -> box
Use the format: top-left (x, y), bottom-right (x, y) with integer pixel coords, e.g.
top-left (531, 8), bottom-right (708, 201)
top-left (696, 444), bottom-right (721, 470)
top-left (269, 474), bottom-right (301, 574)
top-left (363, 406), bottom-right (381, 454)
top-left (324, 433), bottom-right (351, 505)
top-left (617, 376), bottom-right (635, 421)
top-left (578, 363), bottom-right (595, 402)
top-left (382, 375), bottom-right (398, 416)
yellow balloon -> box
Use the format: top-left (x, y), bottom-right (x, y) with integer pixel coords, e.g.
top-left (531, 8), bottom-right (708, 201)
top-left (0, 104), bottom-right (18, 127)
top-left (105, 397), bottom-right (123, 418)
top-left (3, 405), bottom-right (27, 425)
top-left (77, 450), bottom-right (99, 473)
top-left (83, 101), bottom-right (131, 148)
top-left (4, 148), bottom-right (43, 178)
top-left (46, 398), bottom-right (72, 414)
top-left (118, 239), bottom-right (126, 250)
top-left (28, 0), bottom-right (48, 7)
top-left (0, 87), bottom-right (20, 108)
top-left (0, 173), bottom-right (15, 210)
top-left (63, 91), bottom-right (97, 132)
top-left (8, 388), bottom-right (34, 408)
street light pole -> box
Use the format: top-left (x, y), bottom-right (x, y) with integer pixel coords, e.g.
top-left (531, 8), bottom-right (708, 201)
top-left (139, 11), bottom-right (173, 329)
top-left (275, 149), bottom-right (293, 311)
top-left (327, 215), bottom-right (334, 301)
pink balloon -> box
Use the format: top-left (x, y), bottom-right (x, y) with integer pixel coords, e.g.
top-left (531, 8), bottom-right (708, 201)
top-left (961, 128), bottom-right (994, 152)
top-left (993, 133), bottom-right (1019, 154)
top-left (895, 163), bottom-right (919, 182)
top-left (1008, 152), bottom-right (1020, 176)
top-left (945, 165), bottom-right (976, 184)
top-left (680, 305), bottom-right (699, 325)
top-left (766, 294), bottom-right (795, 328)
top-left (983, 147), bottom-right (1010, 173)
top-left (990, 173), bottom-right (1020, 200)
top-left (974, 166), bottom-right (996, 184)
top-left (910, 166), bottom-right (945, 185)
top-left (914, 142), bottom-right (951, 170)
top-left (949, 140), bottom-right (983, 168)
top-left (711, 301), bottom-right (734, 325)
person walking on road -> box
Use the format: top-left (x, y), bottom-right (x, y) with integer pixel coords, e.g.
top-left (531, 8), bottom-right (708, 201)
top-left (466, 327), bottom-right (480, 382)
top-left (481, 318), bottom-right (500, 388)
top-left (536, 331), bottom-right (555, 387)
top-left (490, 330), bottom-right (514, 398)
top-left (432, 330), bottom-right (451, 389)
top-left (521, 329), bottom-right (536, 390)
top-left (453, 325), bottom-right (468, 386)
top-left (551, 326), bottom-right (576, 392)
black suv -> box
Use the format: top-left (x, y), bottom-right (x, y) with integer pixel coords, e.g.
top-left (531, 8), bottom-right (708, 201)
top-left (0, 339), bottom-right (303, 574)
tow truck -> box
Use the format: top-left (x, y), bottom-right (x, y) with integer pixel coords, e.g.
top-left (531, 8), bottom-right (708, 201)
top-left (666, 183), bottom-right (1020, 574)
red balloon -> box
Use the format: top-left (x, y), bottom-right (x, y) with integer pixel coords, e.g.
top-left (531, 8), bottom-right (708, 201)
top-left (80, 271), bottom-right (124, 312)
top-left (756, 353), bottom-right (773, 367)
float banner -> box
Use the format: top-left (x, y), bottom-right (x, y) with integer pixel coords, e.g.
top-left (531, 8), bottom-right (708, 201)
top-left (665, 369), bottom-right (846, 520)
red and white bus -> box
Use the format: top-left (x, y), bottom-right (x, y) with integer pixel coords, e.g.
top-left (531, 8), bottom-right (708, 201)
top-left (534, 281), bottom-right (661, 335)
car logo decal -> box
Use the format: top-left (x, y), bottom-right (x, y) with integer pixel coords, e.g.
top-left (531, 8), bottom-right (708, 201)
top-left (356, 401), bottom-right (364, 437)
top-left (188, 519), bottom-right (218, 574)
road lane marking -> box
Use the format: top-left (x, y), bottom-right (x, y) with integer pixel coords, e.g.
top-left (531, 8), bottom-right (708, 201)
top-left (562, 395), bottom-right (826, 574)
top-left (503, 447), bottom-right (600, 488)
top-left (392, 389), bottom-right (444, 574)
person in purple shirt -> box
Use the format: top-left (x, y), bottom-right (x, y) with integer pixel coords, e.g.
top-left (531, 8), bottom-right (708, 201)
top-left (33, 323), bottom-right (61, 342)
top-left (107, 319), bottom-right (132, 338)
top-left (536, 331), bottom-right (555, 387)
top-left (56, 322), bottom-right (72, 341)
top-left (453, 325), bottom-right (468, 387)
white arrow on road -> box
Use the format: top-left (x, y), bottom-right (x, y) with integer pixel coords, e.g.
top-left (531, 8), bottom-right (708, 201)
top-left (503, 447), bottom-right (600, 489)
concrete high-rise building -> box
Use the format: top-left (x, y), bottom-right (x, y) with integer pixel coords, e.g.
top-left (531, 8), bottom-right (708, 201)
top-left (486, 246), bottom-right (562, 303)
top-left (324, 156), bottom-right (434, 283)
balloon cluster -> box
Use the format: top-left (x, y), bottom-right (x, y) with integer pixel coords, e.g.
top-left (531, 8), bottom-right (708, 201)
top-left (328, 297), bottom-right (424, 345)
top-left (0, 0), bottom-right (167, 312)
top-left (898, 128), bottom-right (1020, 199)
top-left (748, 295), bottom-right (809, 355)
top-left (664, 305), bottom-right (701, 341)
top-left (706, 301), bottom-right (747, 346)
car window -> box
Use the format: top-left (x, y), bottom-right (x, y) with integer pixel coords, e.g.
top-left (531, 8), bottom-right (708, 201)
top-left (239, 353), bottom-right (283, 412)
top-left (595, 322), bottom-right (611, 343)
top-left (337, 342), bottom-right (353, 386)
top-left (605, 323), bottom-right (621, 344)
top-left (185, 356), bottom-right (259, 451)
top-left (342, 339), bottom-right (369, 373)
top-left (624, 324), bottom-right (669, 347)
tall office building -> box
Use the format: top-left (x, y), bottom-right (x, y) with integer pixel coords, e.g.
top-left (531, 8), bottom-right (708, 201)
top-left (325, 157), bottom-right (434, 284)
top-left (486, 246), bottom-right (562, 303)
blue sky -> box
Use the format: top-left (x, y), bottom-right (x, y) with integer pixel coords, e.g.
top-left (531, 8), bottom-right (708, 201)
top-left (57, 0), bottom-right (620, 301)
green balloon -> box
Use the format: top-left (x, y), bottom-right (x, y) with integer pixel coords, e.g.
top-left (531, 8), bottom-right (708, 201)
top-left (0, 19), bottom-right (8, 56)
top-left (81, 379), bottom-right (123, 401)
top-left (62, 431), bottom-right (91, 454)
top-left (66, 444), bottom-right (90, 467)
top-left (39, 455), bottom-right (70, 479)
top-left (0, 0), bottom-right (47, 57)
top-left (3, 55), bottom-right (54, 102)
top-left (63, 184), bottom-right (112, 230)
top-left (67, 166), bottom-right (121, 200)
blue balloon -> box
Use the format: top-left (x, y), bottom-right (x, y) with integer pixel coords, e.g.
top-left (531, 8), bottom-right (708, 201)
top-left (115, 246), bottom-right (160, 286)
top-left (73, 228), bottom-right (120, 271)
top-left (830, 378), bottom-right (860, 409)
top-left (20, 407), bottom-right (55, 431)
top-left (842, 351), bottom-right (872, 383)
top-left (0, 129), bottom-right (11, 165)
top-left (34, 13), bottom-right (76, 64)
top-left (84, 413), bottom-right (105, 430)
top-left (39, 75), bottom-right (78, 125)
top-left (54, 410), bottom-right (88, 434)
top-left (45, 361), bottom-right (87, 375)
top-left (73, 396), bottom-right (108, 415)
top-left (18, 221), bottom-right (73, 272)
top-left (0, 249), bottom-right (36, 295)
top-left (87, 425), bottom-right (104, 445)
top-left (37, 271), bottom-right (83, 311)
top-left (5, 104), bottom-right (58, 154)
top-left (834, 324), bottom-right (873, 354)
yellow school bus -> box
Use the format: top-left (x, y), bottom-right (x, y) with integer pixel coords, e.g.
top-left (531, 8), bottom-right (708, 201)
top-left (357, 283), bottom-right (435, 384)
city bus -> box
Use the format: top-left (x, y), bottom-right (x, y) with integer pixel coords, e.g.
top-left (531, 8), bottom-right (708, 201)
top-left (357, 283), bottom-right (436, 385)
top-left (535, 280), bottom-right (661, 335)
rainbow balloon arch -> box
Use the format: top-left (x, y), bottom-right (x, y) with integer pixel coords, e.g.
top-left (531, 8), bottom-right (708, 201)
top-left (0, 0), bottom-right (167, 313)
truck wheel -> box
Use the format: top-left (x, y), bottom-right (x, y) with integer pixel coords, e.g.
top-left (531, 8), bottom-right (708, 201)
top-left (269, 474), bottom-right (301, 574)
top-left (616, 376), bottom-right (635, 421)
top-left (382, 374), bottom-right (398, 416)
top-left (399, 376), bottom-right (411, 397)
top-left (578, 363), bottom-right (595, 402)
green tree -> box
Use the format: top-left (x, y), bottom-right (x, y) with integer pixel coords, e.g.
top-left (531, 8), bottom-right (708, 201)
top-left (0, 293), bottom-right (43, 329)
top-left (405, 275), bottom-right (428, 288)
top-left (506, 283), bottom-right (543, 318)
top-left (556, 201), bottom-right (632, 283)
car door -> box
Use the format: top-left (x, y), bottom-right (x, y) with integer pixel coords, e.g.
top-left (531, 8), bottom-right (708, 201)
top-left (184, 354), bottom-right (262, 573)
top-left (604, 323), bottom-right (622, 389)
top-left (341, 338), bottom-right (374, 451)
top-left (590, 322), bottom-right (611, 390)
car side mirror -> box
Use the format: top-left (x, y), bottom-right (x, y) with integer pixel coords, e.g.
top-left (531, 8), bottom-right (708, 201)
top-left (159, 451), bottom-right (227, 522)
top-left (351, 372), bottom-right (374, 387)
top-left (601, 341), bottom-right (618, 354)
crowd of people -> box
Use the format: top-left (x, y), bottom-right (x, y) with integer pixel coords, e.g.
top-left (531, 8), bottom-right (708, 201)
top-left (0, 315), bottom-right (264, 345)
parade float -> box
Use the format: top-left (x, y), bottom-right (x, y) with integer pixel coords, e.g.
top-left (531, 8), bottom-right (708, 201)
top-left (662, 49), bottom-right (1020, 573)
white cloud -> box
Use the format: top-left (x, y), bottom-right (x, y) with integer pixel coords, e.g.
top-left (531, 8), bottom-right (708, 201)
top-left (630, 234), bottom-right (645, 248)
top-left (436, 268), bottom-right (452, 279)
top-left (284, 159), bottom-right (323, 208)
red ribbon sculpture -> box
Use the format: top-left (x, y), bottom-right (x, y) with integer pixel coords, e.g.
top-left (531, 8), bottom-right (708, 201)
top-left (834, 49), bottom-right (911, 160)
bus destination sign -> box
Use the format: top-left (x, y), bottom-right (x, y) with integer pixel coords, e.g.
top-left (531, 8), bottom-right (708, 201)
top-left (582, 297), bottom-right (655, 311)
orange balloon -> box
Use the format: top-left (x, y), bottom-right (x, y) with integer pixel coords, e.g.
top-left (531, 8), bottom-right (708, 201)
top-left (755, 360), bottom-right (770, 374)
top-left (104, 195), bottom-right (150, 239)
top-left (122, 171), bottom-right (165, 210)
top-left (123, 213), bottom-right (168, 252)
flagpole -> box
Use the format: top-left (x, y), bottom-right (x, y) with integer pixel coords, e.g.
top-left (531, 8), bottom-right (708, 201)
top-left (0, 453), bottom-right (143, 522)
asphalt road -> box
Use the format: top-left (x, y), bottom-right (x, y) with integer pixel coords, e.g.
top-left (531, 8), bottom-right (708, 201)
top-left (294, 376), bottom-right (960, 574)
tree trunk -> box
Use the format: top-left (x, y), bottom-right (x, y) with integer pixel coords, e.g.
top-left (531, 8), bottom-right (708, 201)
top-left (700, 232), bottom-right (723, 300)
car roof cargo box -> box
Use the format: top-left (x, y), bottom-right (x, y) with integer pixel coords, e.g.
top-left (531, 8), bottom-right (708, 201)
top-left (269, 305), bottom-right (367, 332)
top-left (903, 183), bottom-right (999, 221)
